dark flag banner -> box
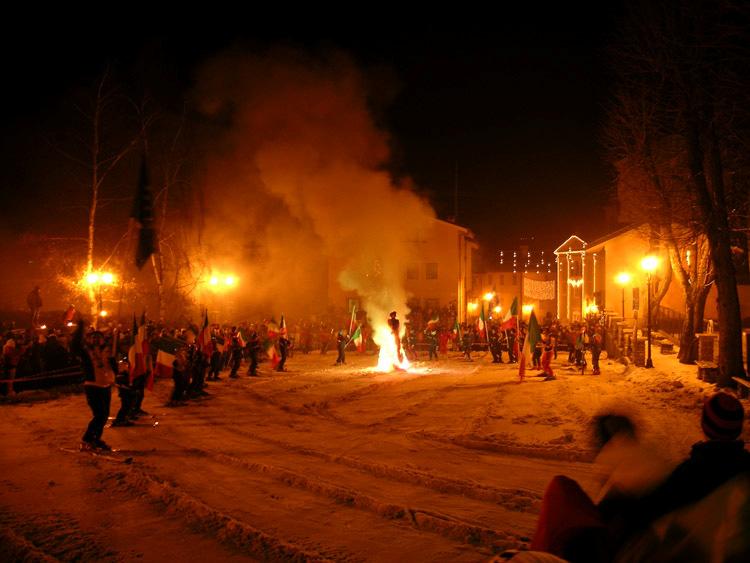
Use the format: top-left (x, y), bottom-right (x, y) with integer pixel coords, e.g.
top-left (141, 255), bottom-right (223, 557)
top-left (131, 156), bottom-right (157, 269)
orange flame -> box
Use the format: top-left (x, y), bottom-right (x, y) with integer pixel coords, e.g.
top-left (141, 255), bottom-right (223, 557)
top-left (374, 324), bottom-right (410, 372)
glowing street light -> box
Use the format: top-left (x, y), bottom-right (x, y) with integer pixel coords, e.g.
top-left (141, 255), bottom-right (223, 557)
top-left (493, 305), bottom-right (502, 315)
top-left (83, 270), bottom-right (117, 327)
top-left (84, 271), bottom-right (116, 287)
top-left (225, 275), bottom-right (236, 286)
top-left (615, 272), bottom-right (631, 319)
top-left (467, 302), bottom-right (478, 313)
top-left (483, 292), bottom-right (495, 302)
top-left (522, 304), bottom-right (534, 317)
top-left (209, 276), bottom-right (219, 286)
top-left (641, 255), bottom-right (659, 369)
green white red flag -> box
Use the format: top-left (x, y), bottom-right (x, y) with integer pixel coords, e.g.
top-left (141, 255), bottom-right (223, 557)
top-left (349, 325), bottom-right (364, 352)
top-left (500, 297), bottom-right (519, 330)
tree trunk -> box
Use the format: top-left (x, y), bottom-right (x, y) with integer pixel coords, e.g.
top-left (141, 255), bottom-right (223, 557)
top-left (678, 303), bottom-right (696, 364)
top-left (151, 253), bottom-right (165, 322)
top-left (686, 119), bottom-right (745, 385)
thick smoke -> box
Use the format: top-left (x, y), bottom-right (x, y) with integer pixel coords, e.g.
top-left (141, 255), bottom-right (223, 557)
top-left (193, 48), bottom-right (435, 327)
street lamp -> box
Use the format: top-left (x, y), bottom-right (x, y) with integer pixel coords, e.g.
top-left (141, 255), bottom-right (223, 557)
top-left (615, 272), bottom-right (631, 319)
top-left (83, 270), bottom-right (116, 327)
top-left (640, 256), bottom-right (658, 368)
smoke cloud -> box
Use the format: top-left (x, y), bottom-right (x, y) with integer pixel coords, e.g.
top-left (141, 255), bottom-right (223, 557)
top-left (192, 47), bottom-right (435, 327)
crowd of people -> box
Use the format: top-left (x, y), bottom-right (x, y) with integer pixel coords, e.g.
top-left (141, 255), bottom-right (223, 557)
top-left (4, 294), bottom-right (750, 559)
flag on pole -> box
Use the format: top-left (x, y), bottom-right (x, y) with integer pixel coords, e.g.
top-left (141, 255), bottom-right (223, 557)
top-left (265, 339), bottom-right (280, 369)
top-left (130, 155), bottom-right (157, 270)
top-left (153, 336), bottom-right (184, 379)
top-left (348, 324), bottom-right (364, 351)
top-left (518, 310), bottom-right (541, 381)
top-left (349, 305), bottom-right (357, 334)
top-left (500, 297), bottom-right (519, 330)
top-left (478, 302), bottom-right (487, 340)
top-left (453, 318), bottom-right (461, 338)
top-left (197, 310), bottom-right (211, 353)
top-left (266, 318), bottom-right (280, 338)
top-left (128, 315), bottom-right (149, 384)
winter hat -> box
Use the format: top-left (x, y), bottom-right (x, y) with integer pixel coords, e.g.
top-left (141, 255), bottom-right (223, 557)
top-left (701, 392), bottom-right (744, 440)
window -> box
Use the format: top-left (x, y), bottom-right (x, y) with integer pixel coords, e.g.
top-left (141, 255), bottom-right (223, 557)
top-left (406, 263), bottom-right (419, 280)
top-left (426, 262), bottom-right (438, 280)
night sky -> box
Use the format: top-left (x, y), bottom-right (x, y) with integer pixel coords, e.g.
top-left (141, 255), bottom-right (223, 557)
top-left (1, 7), bottom-right (623, 259)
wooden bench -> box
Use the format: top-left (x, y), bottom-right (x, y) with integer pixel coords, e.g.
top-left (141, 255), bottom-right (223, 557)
top-left (696, 361), bottom-right (719, 383)
top-left (732, 376), bottom-right (750, 399)
top-left (660, 342), bottom-right (675, 354)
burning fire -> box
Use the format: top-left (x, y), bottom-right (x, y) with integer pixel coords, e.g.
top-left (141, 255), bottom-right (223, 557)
top-left (374, 325), bottom-right (410, 372)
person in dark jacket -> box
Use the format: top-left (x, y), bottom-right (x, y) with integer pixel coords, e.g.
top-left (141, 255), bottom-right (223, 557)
top-left (335, 330), bottom-right (347, 365)
top-left (627, 392), bottom-right (750, 525)
top-left (277, 336), bottom-right (290, 372)
top-left (247, 330), bottom-right (260, 376)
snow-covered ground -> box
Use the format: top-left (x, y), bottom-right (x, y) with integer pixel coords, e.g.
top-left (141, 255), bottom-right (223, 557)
top-left (0, 349), bottom-right (734, 562)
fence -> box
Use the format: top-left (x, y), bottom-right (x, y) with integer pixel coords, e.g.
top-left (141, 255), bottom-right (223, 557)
top-left (1, 365), bottom-right (84, 395)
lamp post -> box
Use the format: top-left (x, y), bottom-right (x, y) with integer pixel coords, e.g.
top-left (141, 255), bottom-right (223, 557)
top-left (205, 271), bottom-right (239, 323)
top-left (615, 272), bottom-right (631, 319)
top-left (85, 271), bottom-right (116, 328)
top-left (640, 256), bottom-right (658, 369)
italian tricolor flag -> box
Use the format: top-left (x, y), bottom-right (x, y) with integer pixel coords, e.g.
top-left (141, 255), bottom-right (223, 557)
top-left (153, 336), bottom-right (185, 379)
top-left (349, 325), bottom-right (364, 352)
top-left (500, 297), bottom-right (519, 330)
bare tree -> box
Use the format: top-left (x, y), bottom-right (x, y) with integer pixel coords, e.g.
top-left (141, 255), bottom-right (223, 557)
top-left (605, 0), bottom-right (748, 383)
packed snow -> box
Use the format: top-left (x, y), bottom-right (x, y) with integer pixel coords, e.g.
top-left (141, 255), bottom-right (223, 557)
top-left (0, 348), bottom-right (735, 562)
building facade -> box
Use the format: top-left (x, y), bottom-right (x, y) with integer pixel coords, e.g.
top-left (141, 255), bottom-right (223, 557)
top-left (554, 228), bottom-right (750, 328)
top-left (327, 219), bottom-right (477, 322)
